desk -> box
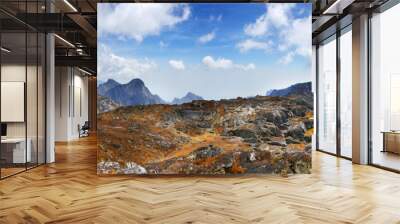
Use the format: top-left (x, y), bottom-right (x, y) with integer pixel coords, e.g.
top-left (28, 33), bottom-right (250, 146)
top-left (382, 131), bottom-right (400, 154)
top-left (1, 138), bottom-right (31, 163)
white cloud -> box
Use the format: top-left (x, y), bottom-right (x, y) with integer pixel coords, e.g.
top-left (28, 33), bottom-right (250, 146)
top-left (98, 3), bottom-right (190, 42)
top-left (202, 56), bottom-right (255, 70)
top-left (236, 63), bottom-right (256, 71)
top-left (198, 31), bottom-right (216, 44)
top-left (244, 14), bottom-right (268, 37)
top-left (242, 4), bottom-right (311, 64)
top-left (169, 60), bottom-right (185, 70)
top-left (279, 52), bottom-right (295, 64)
top-left (244, 4), bottom-right (294, 37)
top-left (202, 56), bottom-right (232, 69)
top-left (236, 39), bottom-right (271, 53)
top-left (283, 16), bottom-right (312, 57)
top-left (277, 16), bottom-right (312, 63)
top-left (266, 4), bottom-right (294, 27)
top-left (98, 44), bottom-right (157, 83)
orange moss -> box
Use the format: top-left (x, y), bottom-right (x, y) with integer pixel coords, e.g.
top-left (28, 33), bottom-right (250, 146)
top-left (306, 111), bottom-right (313, 119)
top-left (231, 157), bottom-right (246, 174)
top-left (304, 128), bottom-right (314, 137)
top-left (288, 143), bottom-right (305, 151)
top-left (164, 133), bottom-right (251, 160)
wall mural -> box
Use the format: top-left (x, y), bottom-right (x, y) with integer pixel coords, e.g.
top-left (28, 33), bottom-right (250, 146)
top-left (97, 3), bottom-right (313, 175)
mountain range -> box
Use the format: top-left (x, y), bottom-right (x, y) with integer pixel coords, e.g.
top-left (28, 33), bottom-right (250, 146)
top-left (98, 79), bottom-right (165, 106)
top-left (266, 82), bottom-right (312, 97)
top-left (98, 78), bottom-right (312, 110)
top-left (98, 79), bottom-right (204, 107)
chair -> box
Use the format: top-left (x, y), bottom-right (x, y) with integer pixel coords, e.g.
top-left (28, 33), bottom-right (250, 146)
top-left (79, 121), bottom-right (90, 138)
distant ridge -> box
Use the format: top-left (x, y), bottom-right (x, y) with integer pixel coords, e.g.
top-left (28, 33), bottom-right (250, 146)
top-left (172, 92), bottom-right (203, 105)
top-left (266, 82), bottom-right (312, 97)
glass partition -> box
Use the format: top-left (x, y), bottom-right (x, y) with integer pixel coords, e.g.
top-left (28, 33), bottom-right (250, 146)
top-left (0, 1), bottom-right (46, 179)
top-left (370, 3), bottom-right (400, 171)
top-left (317, 35), bottom-right (337, 154)
top-left (38, 32), bottom-right (45, 165)
top-left (27, 31), bottom-right (38, 169)
top-left (1, 31), bottom-right (28, 177)
top-left (339, 27), bottom-right (352, 158)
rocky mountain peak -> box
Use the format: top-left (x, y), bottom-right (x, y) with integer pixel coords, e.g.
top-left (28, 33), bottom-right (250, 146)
top-left (126, 78), bottom-right (145, 88)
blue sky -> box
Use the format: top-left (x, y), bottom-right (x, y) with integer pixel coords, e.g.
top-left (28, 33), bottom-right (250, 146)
top-left (98, 3), bottom-right (311, 101)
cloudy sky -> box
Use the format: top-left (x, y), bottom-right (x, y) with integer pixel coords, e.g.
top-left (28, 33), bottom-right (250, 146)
top-left (98, 3), bottom-right (312, 101)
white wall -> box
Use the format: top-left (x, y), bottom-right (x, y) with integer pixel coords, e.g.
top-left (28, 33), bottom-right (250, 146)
top-left (55, 67), bottom-right (89, 141)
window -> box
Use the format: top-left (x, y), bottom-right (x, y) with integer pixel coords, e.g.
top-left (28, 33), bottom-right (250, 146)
top-left (370, 3), bottom-right (400, 171)
top-left (317, 36), bottom-right (337, 154)
top-left (340, 27), bottom-right (352, 158)
top-left (0, 1), bottom-right (46, 179)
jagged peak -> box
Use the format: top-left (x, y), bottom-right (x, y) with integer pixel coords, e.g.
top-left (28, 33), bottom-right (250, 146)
top-left (105, 78), bottom-right (120, 85)
top-left (126, 78), bottom-right (145, 86)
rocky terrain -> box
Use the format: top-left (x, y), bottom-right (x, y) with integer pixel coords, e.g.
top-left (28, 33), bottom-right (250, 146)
top-left (97, 95), bottom-right (120, 113)
top-left (97, 95), bottom-right (313, 175)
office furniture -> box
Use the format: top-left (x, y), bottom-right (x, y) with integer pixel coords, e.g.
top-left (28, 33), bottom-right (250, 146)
top-left (79, 121), bottom-right (90, 138)
top-left (382, 131), bottom-right (400, 154)
top-left (0, 138), bottom-right (31, 164)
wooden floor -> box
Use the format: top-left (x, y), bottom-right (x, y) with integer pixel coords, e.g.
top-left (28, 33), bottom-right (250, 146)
top-left (1, 136), bottom-right (400, 224)
top-left (372, 150), bottom-right (400, 171)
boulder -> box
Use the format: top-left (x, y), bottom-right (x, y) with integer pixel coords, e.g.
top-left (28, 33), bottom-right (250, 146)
top-left (227, 128), bottom-right (258, 143)
top-left (286, 124), bottom-right (306, 140)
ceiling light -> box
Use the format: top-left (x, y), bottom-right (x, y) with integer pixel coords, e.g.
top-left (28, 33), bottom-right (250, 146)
top-left (63, 0), bottom-right (78, 12)
top-left (322, 0), bottom-right (355, 15)
top-left (78, 67), bottom-right (92, 76)
top-left (1, 47), bottom-right (11, 53)
top-left (54, 34), bottom-right (75, 48)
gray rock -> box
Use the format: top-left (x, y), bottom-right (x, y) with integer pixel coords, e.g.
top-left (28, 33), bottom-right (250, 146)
top-left (227, 128), bottom-right (258, 143)
top-left (286, 124), bottom-right (306, 140)
top-left (190, 145), bottom-right (223, 160)
top-left (122, 162), bottom-right (147, 174)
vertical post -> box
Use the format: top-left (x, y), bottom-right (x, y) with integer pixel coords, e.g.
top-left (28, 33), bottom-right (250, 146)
top-left (311, 45), bottom-right (318, 150)
top-left (314, 45), bottom-right (320, 151)
top-left (336, 29), bottom-right (341, 157)
top-left (46, 0), bottom-right (55, 163)
top-left (352, 14), bottom-right (369, 164)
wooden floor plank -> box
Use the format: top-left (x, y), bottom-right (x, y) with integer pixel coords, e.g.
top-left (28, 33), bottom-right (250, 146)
top-left (0, 135), bottom-right (399, 223)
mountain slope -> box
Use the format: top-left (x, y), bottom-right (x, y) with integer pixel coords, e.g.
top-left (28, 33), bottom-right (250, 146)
top-left (172, 92), bottom-right (203, 105)
top-left (97, 95), bottom-right (120, 113)
top-left (104, 78), bottom-right (165, 106)
top-left (98, 79), bottom-right (120, 96)
top-left (267, 82), bottom-right (312, 97)
top-left (98, 95), bottom-right (313, 175)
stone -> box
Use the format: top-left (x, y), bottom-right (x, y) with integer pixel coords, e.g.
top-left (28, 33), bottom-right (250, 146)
top-left (122, 162), bottom-right (147, 174)
top-left (286, 124), bottom-right (306, 140)
top-left (190, 145), bottom-right (223, 160)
